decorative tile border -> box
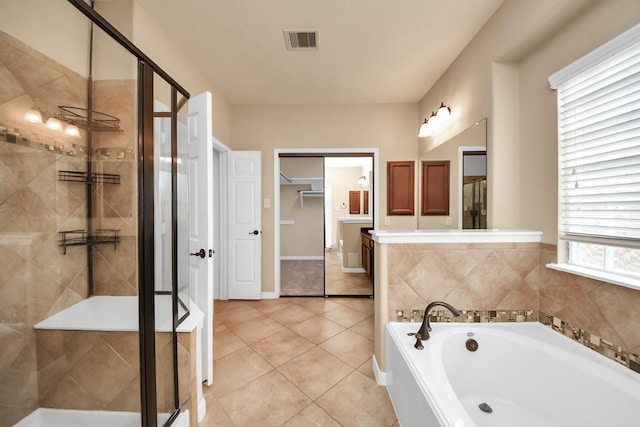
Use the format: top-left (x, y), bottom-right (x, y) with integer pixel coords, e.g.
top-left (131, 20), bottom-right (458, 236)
top-left (539, 310), bottom-right (640, 375)
top-left (395, 308), bottom-right (537, 324)
top-left (395, 307), bottom-right (639, 375)
top-left (1, 124), bottom-right (135, 160)
top-left (1, 124), bottom-right (87, 158)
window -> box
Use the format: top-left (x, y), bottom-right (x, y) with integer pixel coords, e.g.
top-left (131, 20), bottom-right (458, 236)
top-left (549, 23), bottom-right (640, 290)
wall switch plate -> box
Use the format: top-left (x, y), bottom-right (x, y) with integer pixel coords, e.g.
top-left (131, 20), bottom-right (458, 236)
top-left (264, 198), bottom-right (271, 208)
top-left (445, 216), bottom-right (452, 226)
top-left (384, 217), bottom-right (391, 226)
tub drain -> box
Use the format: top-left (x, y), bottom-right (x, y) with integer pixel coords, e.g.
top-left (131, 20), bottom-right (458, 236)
top-left (479, 402), bottom-right (493, 413)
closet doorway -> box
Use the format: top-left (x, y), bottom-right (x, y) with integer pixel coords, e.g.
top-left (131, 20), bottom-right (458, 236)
top-left (275, 149), bottom-right (378, 298)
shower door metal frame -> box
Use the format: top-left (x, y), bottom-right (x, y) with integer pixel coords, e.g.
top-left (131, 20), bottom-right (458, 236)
top-left (67, 1), bottom-right (191, 425)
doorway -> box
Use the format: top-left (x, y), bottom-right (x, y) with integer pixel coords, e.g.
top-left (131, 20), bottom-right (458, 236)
top-left (274, 149), bottom-right (379, 298)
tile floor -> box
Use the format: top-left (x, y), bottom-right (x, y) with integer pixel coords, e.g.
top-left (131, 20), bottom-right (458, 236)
top-left (200, 297), bottom-right (398, 426)
top-left (324, 250), bottom-right (373, 296)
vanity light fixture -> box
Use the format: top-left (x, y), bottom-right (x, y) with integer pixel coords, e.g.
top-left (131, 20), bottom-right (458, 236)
top-left (418, 102), bottom-right (452, 137)
top-left (358, 175), bottom-right (368, 186)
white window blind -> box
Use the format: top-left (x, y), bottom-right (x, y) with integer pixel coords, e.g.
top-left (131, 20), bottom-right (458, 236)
top-left (555, 35), bottom-right (640, 243)
top-left (549, 23), bottom-right (640, 288)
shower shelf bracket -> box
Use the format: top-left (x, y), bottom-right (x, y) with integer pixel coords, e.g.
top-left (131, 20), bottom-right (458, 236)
top-left (59, 229), bottom-right (120, 254)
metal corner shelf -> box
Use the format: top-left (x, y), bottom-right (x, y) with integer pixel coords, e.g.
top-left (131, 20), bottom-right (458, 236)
top-left (59, 228), bottom-right (120, 254)
top-left (56, 105), bottom-right (124, 133)
top-left (58, 170), bottom-right (121, 184)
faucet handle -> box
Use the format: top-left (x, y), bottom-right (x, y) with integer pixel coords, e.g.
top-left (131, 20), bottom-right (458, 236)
top-left (414, 333), bottom-right (424, 350)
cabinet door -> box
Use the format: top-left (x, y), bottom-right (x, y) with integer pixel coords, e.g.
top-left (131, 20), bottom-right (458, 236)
top-left (349, 190), bottom-right (361, 214)
top-left (421, 160), bottom-right (450, 215)
top-left (387, 161), bottom-right (415, 215)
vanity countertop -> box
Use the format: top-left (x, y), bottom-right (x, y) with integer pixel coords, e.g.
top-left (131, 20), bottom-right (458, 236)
top-left (370, 229), bottom-right (542, 244)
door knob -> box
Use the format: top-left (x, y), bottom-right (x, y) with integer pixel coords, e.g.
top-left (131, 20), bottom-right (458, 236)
top-left (248, 230), bottom-right (260, 235)
top-left (190, 248), bottom-right (206, 258)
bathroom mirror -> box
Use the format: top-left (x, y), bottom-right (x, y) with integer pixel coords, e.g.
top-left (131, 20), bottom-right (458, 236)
top-left (418, 118), bottom-right (487, 229)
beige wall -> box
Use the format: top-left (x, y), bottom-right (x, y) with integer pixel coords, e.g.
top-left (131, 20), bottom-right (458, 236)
top-left (130, 3), bottom-right (232, 144)
top-left (280, 157), bottom-right (324, 257)
top-left (231, 103), bottom-right (418, 292)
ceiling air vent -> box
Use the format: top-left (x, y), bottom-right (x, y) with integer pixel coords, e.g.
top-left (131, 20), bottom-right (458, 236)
top-left (284, 30), bottom-right (318, 50)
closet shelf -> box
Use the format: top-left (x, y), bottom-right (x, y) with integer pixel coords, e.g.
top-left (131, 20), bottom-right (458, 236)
top-left (298, 189), bottom-right (324, 207)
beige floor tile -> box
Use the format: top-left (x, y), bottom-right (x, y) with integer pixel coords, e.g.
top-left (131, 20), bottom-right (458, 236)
top-left (278, 347), bottom-right (352, 400)
top-left (200, 393), bottom-right (235, 427)
top-left (289, 315), bottom-right (345, 345)
top-left (317, 371), bottom-right (397, 427)
top-left (357, 357), bottom-right (376, 382)
top-left (253, 298), bottom-right (297, 314)
top-left (251, 329), bottom-right (315, 367)
top-left (295, 298), bottom-right (343, 314)
top-left (267, 304), bottom-right (317, 327)
top-left (213, 328), bottom-right (247, 360)
top-left (319, 329), bottom-right (374, 368)
top-left (282, 403), bottom-right (342, 427)
top-left (218, 370), bottom-right (311, 427)
top-left (214, 305), bottom-right (264, 328)
top-left (338, 297), bottom-right (375, 314)
top-left (228, 314), bottom-right (286, 344)
top-left (208, 346), bottom-right (273, 397)
top-left (350, 315), bottom-right (374, 340)
top-left (322, 304), bottom-right (371, 328)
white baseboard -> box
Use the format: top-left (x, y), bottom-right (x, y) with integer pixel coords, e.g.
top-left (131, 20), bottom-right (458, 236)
top-left (280, 256), bottom-right (325, 261)
top-left (341, 267), bottom-right (366, 273)
top-left (373, 355), bottom-right (391, 386)
top-left (197, 397), bottom-right (206, 422)
top-left (261, 292), bottom-right (278, 299)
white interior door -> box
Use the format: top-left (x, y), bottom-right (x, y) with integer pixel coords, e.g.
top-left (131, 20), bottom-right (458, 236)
top-left (187, 92), bottom-right (214, 385)
top-left (228, 151), bottom-right (262, 299)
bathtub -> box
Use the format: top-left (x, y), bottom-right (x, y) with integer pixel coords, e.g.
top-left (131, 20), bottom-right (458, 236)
top-left (386, 321), bottom-right (640, 427)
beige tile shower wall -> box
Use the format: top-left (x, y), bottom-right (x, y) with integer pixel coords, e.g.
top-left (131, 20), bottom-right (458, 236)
top-left (386, 242), bottom-right (541, 318)
top-left (92, 80), bottom-right (138, 296)
top-left (540, 244), bottom-right (640, 357)
top-left (0, 31), bottom-right (90, 426)
top-left (35, 330), bottom-right (195, 415)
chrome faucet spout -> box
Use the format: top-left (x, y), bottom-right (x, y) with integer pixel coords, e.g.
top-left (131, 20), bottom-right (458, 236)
top-left (414, 301), bottom-right (461, 342)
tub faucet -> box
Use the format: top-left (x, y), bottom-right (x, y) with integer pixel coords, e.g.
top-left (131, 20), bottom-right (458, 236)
top-left (409, 301), bottom-right (461, 348)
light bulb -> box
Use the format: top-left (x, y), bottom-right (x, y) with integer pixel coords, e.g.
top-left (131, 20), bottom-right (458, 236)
top-left (24, 109), bottom-right (42, 124)
top-left (418, 119), bottom-right (432, 137)
top-left (436, 102), bottom-right (451, 122)
top-left (64, 125), bottom-right (80, 138)
top-left (46, 117), bottom-right (63, 131)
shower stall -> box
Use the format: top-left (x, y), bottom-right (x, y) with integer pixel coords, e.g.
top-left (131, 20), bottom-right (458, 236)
top-left (0, 1), bottom-right (200, 426)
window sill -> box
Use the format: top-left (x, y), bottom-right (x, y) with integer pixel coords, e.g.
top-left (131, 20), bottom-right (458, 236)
top-left (546, 263), bottom-right (640, 292)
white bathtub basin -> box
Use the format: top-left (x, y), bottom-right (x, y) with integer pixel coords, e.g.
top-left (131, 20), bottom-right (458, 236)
top-left (386, 322), bottom-right (640, 427)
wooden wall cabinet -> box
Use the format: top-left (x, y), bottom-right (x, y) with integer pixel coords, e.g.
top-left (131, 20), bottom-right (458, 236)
top-left (361, 231), bottom-right (373, 279)
top-left (349, 190), bottom-right (361, 214)
top-left (421, 160), bottom-right (450, 215)
top-left (387, 161), bottom-right (414, 215)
